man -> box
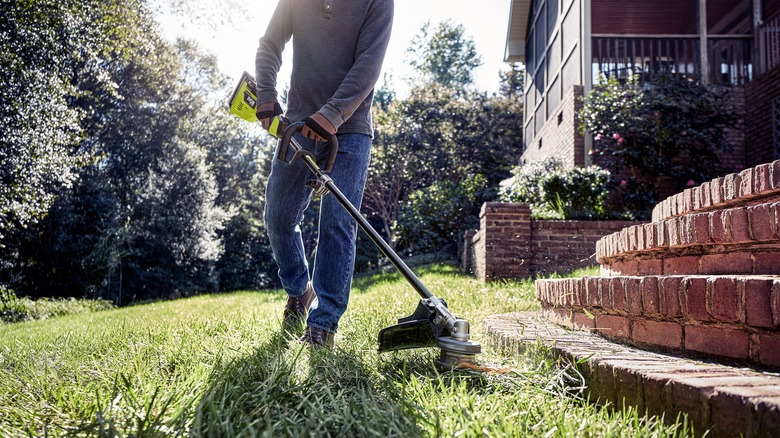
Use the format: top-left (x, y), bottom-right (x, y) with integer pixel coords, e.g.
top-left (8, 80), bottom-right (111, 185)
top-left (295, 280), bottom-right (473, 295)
top-left (255, 0), bottom-right (394, 348)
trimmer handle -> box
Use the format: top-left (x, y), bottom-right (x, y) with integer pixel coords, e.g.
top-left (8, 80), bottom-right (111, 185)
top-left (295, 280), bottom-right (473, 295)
top-left (278, 120), bottom-right (339, 173)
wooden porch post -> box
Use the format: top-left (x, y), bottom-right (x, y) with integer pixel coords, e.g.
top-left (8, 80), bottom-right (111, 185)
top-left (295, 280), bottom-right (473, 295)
top-left (699, 0), bottom-right (710, 84)
top-left (755, 0), bottom-right (765, 74)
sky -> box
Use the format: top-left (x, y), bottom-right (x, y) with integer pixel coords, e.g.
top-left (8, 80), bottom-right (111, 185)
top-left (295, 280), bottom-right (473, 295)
top-left (158, 0), bottom-right (513, 97)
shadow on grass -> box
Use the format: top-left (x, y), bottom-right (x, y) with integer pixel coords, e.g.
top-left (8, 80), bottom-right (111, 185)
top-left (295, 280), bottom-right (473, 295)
top-left (191, 330), bottom-right (426, 437)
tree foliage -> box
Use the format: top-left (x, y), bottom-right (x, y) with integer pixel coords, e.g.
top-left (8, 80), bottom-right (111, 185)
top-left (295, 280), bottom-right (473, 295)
top-left (406, 20), bottom-right (483, 90)
top-left (364, 20), bottom-right (523, 258)
top-left (0, 0), bottom-right (275, 302)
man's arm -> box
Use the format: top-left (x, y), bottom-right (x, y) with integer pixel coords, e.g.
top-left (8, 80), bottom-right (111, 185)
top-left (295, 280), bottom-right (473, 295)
top-left (255, 0), bottom-right (293, 108)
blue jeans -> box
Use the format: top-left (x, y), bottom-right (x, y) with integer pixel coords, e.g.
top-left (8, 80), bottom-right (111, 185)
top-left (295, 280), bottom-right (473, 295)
top-left (265, 133), bottom-right (371, 334)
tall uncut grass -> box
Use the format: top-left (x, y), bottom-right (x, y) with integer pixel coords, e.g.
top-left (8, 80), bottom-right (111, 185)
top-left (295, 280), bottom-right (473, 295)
top-left (0, 264), bottom-right (693, 437)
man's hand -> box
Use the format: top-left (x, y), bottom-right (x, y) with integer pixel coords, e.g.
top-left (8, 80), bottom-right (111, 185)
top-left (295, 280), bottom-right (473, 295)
top-left (303, 112), bottom-right (336, 142)
top-left (256, 101), bottom-right (283, 131)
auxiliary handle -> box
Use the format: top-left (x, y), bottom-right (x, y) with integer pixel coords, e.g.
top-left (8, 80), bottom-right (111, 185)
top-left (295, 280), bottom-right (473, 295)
top-left (278, 120), bottom-right (339, 173)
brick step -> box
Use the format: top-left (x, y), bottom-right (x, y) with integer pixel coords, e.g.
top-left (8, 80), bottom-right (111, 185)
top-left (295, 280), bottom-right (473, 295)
top-left (652, 160), bottom-right (780, 223)
top-left (485, 312), bottom-right (780, 438)
top-left (535, 275), bottom-right (780, 368)
top-left (600, 248), bottom-right (780, 277)
top-left (596, 202), bottom-right (780, 273)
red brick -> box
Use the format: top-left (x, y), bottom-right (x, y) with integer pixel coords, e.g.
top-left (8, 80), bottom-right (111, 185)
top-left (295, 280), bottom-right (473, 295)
top-left (745, 278), bottom-right (775, 328)
top-left (625, 277), bottom-right (643, 316)
top-left (678, 215), bottom-right (694, 246)
top-left (683, 277), bottom-right (709, 321)
top-left (595, 314), bottom-right (630, 340)
top-left (637, 259), bottom-right (662, 275)
top-left (773, 160), bottom-right (780, 189)
top-left (632, 319), bottom-right (682, 349)
top-left (700, 181), bottom-right (712, 209)
top-left (586, 276), bottom-right (601, 307)
top-left (754, 163), bottom-right (773, 193)
top-left (685, 325), bottom-right (750, 359)
top-left (655, 221), bottom-right (668, 247)
top-left (710, 210), bottom-right (729, 243)
top-left (750, 204), bottom-right (775, 241)
top-left (682, 188), bottom-right (694, 213)
top-left (723, 173), bottom-right (742, 201)
top-left (710, 277), bottom-right (740, 322)
top-left (710, 177), bottom-right (724, 205)
top-left (619, 260), bottom-right (639, 275)
top-left (667, 218), bottom-right (681, 246)
top-left (700, 252), bottom-right (753, 275)
top-left (709, 389), bottom-right (752, 437)
top-left (739, 168), bottom-right (754, 198)
top-left (663, 256), bottom-right (700, 275)
top-left (599, 278), bottom-right (613, 310)
top-left (692, 213), bottom-right (711, 244)
top-left (661, 277), bottom-right (683, 318)
top-left (728, 207), bottom-right (751, 243)
top-left (572, 310), bottom-right (595, 330)
top-left (758, 334), bottom-right (780, 367)
top-left (643, 223), bottom-right (656, 250)
top-left (641, 277), bottom-right (660, 316)
top-left (611, 277), bottom-right (626, 312)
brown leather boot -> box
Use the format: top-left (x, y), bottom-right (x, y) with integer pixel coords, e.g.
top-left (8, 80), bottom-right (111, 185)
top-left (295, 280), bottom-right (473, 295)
top-left (283, 282), bottom-right (316, 331)
top-left (299, 326), bottom-right (335, 349)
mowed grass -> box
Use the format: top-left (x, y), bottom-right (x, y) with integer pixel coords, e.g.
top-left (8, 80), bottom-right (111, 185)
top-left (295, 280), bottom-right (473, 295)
top-left (0, 264), bottom-right (693, 437)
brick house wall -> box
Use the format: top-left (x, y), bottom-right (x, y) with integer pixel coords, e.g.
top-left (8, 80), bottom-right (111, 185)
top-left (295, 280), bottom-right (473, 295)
top-left (520, 86), bottom-right (586, 167)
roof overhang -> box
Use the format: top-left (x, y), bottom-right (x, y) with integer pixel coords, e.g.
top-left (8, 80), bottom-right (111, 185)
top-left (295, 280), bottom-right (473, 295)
top-left (505, 0), bottom-right (532, 62)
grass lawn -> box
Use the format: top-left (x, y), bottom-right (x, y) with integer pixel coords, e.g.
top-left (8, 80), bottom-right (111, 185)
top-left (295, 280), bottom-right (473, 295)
top-left (0, 264), bottom-right (693, 437)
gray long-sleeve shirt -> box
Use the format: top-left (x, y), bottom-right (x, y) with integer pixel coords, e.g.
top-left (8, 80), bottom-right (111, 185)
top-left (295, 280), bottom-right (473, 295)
top-left (255, 0), bottom-right (394, 136)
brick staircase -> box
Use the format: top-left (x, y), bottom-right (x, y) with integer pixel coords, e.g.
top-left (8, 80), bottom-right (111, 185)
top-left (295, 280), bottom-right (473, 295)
top-left (535, 160), bottom-right (780, 368)
top-left (484, 160), bottom-right (780, 437)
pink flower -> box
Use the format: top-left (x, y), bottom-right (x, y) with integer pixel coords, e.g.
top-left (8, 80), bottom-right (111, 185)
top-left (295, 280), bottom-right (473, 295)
top-left (620, 179), bottom-right (628, 188)
top-left (594, 133), bottom-right (602, 141)
top-left (681, 130), bottom-right (687, 136)
top-left (687, 179), bottom-right (696, 187)
top-left (617, 137), bottom-right (625, 144)
top-left (613, 133), bottom-right (621, 140)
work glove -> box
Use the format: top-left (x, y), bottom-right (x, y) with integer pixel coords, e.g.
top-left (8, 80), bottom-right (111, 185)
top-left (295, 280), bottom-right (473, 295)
top-left (302, 112), bottom-right (336, 142)
top-left (256, 101), bottom-right (286, 137)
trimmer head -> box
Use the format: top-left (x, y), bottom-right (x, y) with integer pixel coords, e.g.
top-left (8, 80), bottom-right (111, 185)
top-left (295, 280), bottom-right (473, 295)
top-left (378, 299), bottom-right (481, 369)
top-left (435, 335), bottom-right (482, 369)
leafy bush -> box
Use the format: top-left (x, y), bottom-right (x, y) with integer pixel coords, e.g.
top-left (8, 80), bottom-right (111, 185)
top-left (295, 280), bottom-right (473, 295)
top-left (1, 285), bottom-right (114, 324)
top-left (499, 158), bottom-right (611, 220)
top-left (578, 74), bottom-right (736, 202)
top-left (397, 174), bottom-right (487, 254)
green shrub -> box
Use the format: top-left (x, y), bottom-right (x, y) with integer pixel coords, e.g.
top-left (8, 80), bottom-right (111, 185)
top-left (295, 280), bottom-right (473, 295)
top-left (397, 174), bottom-right (487, 254)
top-left (578, 74), bottom-right (735, 202)
top-left (1, 285), bottom-right (114, 324)
top-left (499, 158), bottom-right (610, 220)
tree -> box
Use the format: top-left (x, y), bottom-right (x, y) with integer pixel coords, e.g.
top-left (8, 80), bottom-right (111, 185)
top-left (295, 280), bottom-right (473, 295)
top-left (0, 1), bottom-right (112, 241)
top-left (499, 63), bottom-right (525, 99)
top-left (406, 20), bottom-right (483, 90)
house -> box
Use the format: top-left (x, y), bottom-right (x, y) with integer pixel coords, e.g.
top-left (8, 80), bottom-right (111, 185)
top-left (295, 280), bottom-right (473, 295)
top-left (505, 0), bottom-right (780, 171)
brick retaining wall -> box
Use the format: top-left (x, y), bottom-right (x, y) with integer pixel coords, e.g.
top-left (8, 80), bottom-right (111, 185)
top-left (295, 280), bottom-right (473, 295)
top-left (463, 202), bottom-right (639, 281)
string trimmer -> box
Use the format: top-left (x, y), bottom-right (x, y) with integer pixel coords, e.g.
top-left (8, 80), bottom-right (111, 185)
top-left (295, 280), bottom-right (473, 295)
top-left (229, 72), bottom-right (481, 369)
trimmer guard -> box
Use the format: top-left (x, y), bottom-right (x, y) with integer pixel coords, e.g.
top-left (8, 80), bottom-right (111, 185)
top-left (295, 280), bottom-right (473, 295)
top-left (377, 299), bottom-right (450, 352)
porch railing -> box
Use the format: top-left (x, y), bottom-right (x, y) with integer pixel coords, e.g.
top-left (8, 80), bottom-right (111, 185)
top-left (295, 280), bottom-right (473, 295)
top-left (758, 12), bottom-right (780, 74)
top-left (593, 35), bottom-right (753, 86)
